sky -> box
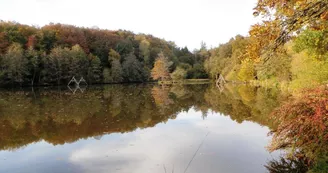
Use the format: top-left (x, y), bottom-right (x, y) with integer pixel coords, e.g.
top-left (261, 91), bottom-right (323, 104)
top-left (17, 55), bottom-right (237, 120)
top-left (0, 0), bottom-right (259, 50)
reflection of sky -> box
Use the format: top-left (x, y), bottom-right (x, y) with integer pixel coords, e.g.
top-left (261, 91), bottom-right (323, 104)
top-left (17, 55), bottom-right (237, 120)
top-left (0, 108), bottom-right (279, 173)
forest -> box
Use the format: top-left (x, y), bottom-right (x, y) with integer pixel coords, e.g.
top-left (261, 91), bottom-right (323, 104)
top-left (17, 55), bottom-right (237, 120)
top-left (0, 21), bottom-right (208, 86)
top-left (205, 0), bottom-right (328, 91)
top-left (0, 1), bottom-right (327, 89)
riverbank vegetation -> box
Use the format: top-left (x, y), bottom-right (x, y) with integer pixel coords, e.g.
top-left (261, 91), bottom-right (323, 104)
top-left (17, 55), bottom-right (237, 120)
top-left (203, 1), bottom-right (328, 171)
top-left (205, 0), bottom-right (328, 91)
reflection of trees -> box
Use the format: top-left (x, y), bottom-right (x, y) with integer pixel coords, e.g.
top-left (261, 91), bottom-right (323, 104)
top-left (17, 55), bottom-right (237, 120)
top-left (151, 85), bottom-right (173, 108)
top-left (0, 84), bottom-right (286, 151)
top-left (0, 85), bottom-right (195, 150)
top-left (265, 154), bottom-right (310, 173)
top-left (204, 84), bottom-right (286, 127)
top-left (170, 85), bottom-right (190, 99)
top-left (205, 85), bottom-right (252, 123)
top-left (0, 84), bottom-right (322, 171)
top-left (266, 152), bottom-right (328, 173)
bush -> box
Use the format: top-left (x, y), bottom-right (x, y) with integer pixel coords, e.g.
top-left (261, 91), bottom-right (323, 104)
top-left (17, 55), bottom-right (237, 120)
top-left (170, 67), bottom-right (187, 80)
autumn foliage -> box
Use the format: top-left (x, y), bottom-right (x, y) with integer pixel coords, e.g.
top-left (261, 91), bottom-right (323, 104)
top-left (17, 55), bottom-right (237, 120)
top-left (247, 20), bottom-right (281, 60)
top-left (254, 0), bottom-right (328, 47)
top-left (0, 21), bottom-right (208, 86)
top-left (151, 52), bottom-right (171, 81)
top-left (269, 86), bottom-right (328, 158)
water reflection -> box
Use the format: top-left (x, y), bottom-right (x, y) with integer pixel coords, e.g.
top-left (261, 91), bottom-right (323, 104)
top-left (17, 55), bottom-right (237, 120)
top-left (67, 84), bottom-right (87, 94)
top-left (0, 84), bottom-right (291, 172)
top-left (265, 154), bottom-right (310, 173)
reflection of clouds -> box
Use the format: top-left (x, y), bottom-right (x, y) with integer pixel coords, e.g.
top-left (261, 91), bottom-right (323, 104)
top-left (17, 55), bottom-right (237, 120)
top-left (69, 122), bottom-right (199, 172)
top-left (69, 108), bottom-right (279, 173)
top-left (0, 141), bottom-right (85, 173)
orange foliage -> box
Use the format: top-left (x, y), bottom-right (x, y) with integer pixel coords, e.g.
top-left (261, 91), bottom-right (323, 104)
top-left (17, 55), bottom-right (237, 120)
top-left (246, 20), bottom-right (281, 60)
top-left (151, 86), bottom-right (173, 107)
top-left (151, 53), bottom-right (170, 81)
top-left (269, 86), bottom-right (328, 157)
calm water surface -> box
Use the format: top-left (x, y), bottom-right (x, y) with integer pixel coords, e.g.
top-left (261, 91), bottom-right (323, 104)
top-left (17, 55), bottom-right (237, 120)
top-left (0, 84), bottom-right (286, 173)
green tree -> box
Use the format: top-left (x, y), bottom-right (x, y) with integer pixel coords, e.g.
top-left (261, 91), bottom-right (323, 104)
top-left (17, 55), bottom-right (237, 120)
top-left (290, 48), bottom-right (328, 89)
top-left (122, 53), bottom-right (146, 82)
top-left (43, 47), bottom-right (70, 84)
top-left (1, 43), bottom-right (28, 85)
top-left (26, 47), bottom-right (40, 85)
top-left (139, 39), bottom-right (150, 66)
top-left (108, 48), bottom-right (121, 62)
top-left (103, 67), bottom-right (112, 83)
top-left (115, 39), bottom-right (133, 58)
top-left (88, 55), bottom-right (102, 83)
top-left (71, 44), bottom-right (88, 78)
top-left (0, 54), bottom-right (4, 82)
top-left (111, 60), bottom-right (123, 82)
top-left (238, 59), bottom-right (255, 81)
top-left (36, 29), bottom-right (57, 52)
top-left (42, 45), bottom-right (89, 85)
top-left (256, 50), bottom-right (291, 82)
top-left (187, 63), bottom-right (208, 79)
top-left (294, 29), bottom-right (328, 60)
top-left (170, 67), bottom-right (187, 80)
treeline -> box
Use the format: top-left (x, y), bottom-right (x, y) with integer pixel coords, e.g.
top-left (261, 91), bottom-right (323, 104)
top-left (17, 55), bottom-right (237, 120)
top-left (205, 29), bottom-right (328, 90)
top-left (205, 0), bottom-right (328, 90)
top-left (0, 21), bottom-right (208, 86)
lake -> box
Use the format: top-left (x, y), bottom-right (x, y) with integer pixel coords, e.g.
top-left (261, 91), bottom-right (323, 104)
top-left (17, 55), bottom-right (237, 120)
top-left (0, 84), bottom-right (288, 173)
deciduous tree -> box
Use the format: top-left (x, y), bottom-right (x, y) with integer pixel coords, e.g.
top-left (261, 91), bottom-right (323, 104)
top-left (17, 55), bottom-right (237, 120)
top-left (88, 54), bottom-right (102, 84)
top-left (111, 60), bottom-right (123, 82)
top-left (151, 52), bottom-right (171, 81)
top-left (254, 0), bottom-right (328, 47)
top-left (1, 43), bottom-right (28, 85)
top-left (170, 67), bottom-right (187, 80)
top-left (122, 53), bottom-right (146, 82)
top-left (26, 47), bottom-right (40, 85)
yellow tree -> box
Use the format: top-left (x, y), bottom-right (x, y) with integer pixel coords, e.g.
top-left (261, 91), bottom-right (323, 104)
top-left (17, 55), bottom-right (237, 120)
top-left (151, 52), bottom-right (170, 81)
top-left (254, 0), bottom-right (328, 47)
top-left (246, 20), bottom-right (281, 61)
